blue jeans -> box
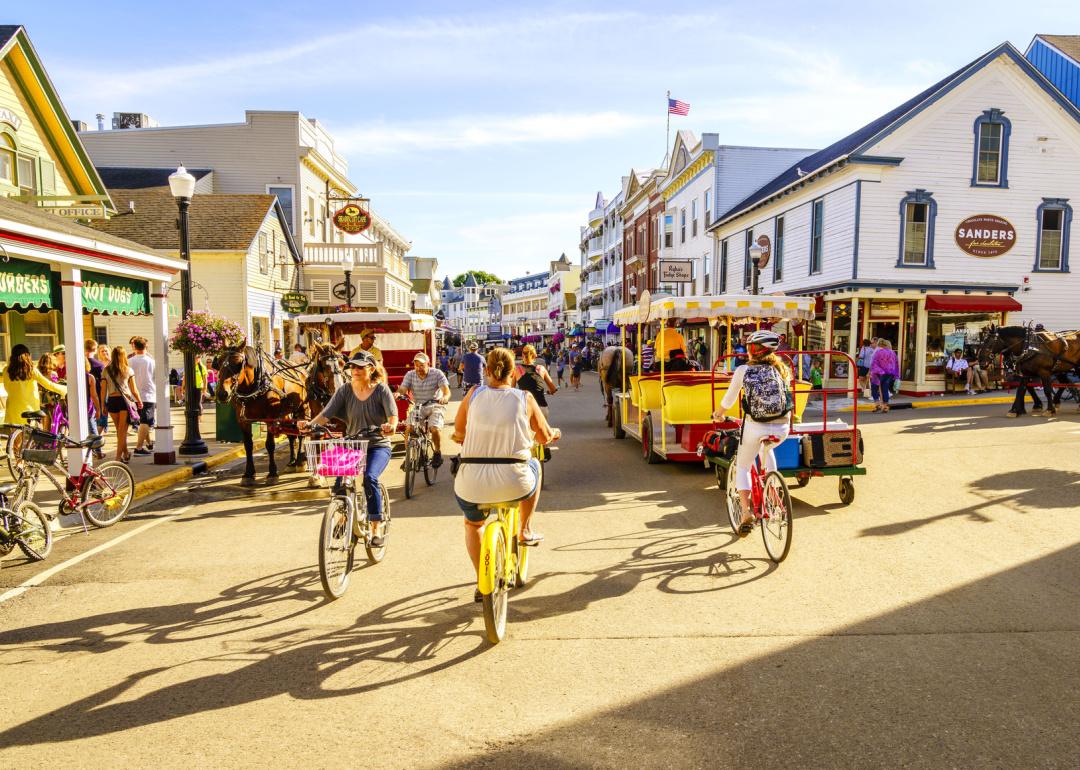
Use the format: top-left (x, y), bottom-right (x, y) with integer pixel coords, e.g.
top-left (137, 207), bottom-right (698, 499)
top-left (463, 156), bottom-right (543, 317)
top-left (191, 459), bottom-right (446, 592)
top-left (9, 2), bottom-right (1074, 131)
top-left (872, 375), bottom-right (896, 405)
top-left (363, 444), bottom-right (392, 521)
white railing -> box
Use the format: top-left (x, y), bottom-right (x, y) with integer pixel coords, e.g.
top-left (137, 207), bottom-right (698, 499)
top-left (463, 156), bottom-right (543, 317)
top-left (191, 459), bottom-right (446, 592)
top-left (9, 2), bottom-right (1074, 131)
top-left (303, 241), bottom-right (410, 280)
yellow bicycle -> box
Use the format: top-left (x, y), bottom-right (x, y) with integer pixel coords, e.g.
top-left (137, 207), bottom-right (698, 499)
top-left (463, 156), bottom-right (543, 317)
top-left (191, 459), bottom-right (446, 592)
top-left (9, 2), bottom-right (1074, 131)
top-left (476, 500), bottom-right (531, 644)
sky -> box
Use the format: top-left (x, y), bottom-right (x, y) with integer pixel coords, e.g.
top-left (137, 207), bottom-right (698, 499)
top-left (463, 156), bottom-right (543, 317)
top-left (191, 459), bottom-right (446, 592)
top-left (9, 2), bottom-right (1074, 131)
top-left (12, 0), bottom-right (1077, 281)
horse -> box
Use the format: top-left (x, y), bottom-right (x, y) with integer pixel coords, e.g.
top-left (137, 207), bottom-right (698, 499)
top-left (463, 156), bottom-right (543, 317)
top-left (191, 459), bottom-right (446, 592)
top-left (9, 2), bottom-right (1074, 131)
top-left (597, 346), bottom-right (634, 427)
top-left (977, 325), bottom-right (1080, 417)
top-left (214, 342), bottom-right (341, 485)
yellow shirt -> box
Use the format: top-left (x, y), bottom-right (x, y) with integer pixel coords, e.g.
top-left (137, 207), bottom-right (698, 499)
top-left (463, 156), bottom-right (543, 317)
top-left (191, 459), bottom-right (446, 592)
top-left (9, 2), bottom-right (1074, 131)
top-left (2, 368), bottom-right (67, 425)
top-left (349, 344), bottom-right (383, 362)
top-left (656, 328), bottom-right (687, 360)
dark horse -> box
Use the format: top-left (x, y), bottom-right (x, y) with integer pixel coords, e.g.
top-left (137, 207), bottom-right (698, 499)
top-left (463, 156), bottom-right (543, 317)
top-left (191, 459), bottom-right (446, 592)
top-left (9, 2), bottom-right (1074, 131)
top-left (214, 342), bottom-right (342, 485)
top-left (597, 346), bottom-right (635, 427)
top-left (978, 325), bottom-right (1080, 417)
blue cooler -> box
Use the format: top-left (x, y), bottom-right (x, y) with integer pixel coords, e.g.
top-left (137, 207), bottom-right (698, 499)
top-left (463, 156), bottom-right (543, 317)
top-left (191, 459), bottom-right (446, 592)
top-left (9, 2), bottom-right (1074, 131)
top-left (774, 436), bottom-right (802, 469)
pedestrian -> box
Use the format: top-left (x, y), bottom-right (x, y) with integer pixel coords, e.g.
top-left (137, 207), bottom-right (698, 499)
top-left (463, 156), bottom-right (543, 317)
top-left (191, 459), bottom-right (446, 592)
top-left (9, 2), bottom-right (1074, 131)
top-left (96, 343), bottom-right (111, 368)
top-left (944, 348), bottom-right (969, 394)
top-left (556, 348), bottom-right (567, 388)
top-left (2, 344), bottom-right (66, 426)
top-left (870, 339), bottom-right (900, 413)
top-left (289, 343), bottom-right (309, 366)
top-left (452, 347), bottom-right (464, 389)
top-left (169, 367), bottom-right (182, 405)
top-left (52, 344), bottom-right (67, 380)
top-left (128, 337), bottom-right (156, 457)
top-left (641, 339), bottom-right (655, 373)
top-left (101, 346), bottom-right (142, 463)
top-left (206, 357), bottom-right (218, 397)
top-left (570, 344), bottom-right (583, 390)
top-left (857, 339), bottom-right (876, 398)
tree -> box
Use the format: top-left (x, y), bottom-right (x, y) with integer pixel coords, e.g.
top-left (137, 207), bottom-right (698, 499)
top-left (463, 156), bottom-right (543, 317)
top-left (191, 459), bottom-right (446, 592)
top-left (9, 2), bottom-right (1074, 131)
top-left (453, 271), bottom-right (501, 286)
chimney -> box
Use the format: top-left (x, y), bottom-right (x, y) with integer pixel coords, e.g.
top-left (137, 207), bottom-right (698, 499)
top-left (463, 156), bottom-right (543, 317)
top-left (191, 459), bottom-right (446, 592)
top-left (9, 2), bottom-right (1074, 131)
top-left (96, 113), bottom-right (105, 131)
top-left (72, 119), bottom-right (87, 132)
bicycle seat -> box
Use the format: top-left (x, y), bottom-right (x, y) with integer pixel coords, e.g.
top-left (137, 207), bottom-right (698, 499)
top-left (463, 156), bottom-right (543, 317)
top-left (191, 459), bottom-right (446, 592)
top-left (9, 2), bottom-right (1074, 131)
top-left (71, 435), bottom-right (106, 449)
top-left (21, 410), bottom-right (46, 421)
top-left (0, 482), bottom-right (15, 496)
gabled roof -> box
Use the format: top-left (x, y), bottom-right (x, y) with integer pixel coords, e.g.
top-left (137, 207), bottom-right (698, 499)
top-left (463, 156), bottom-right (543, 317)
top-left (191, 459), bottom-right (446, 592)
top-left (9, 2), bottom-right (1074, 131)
top-left (664, 130), bottom-right (698, 178)
top-left (463, 272), bottom-right (478, 287)
top-left (713, 41), bottom-right (1080, 227)
top-left (96, 167), bottom-right (212, 190)
top-left (1035, 35), bottom-right (1080, 63)
top-left (89, 188), bottom-right (300, 262)
top-left (0, 26), bottom-right (114, 210)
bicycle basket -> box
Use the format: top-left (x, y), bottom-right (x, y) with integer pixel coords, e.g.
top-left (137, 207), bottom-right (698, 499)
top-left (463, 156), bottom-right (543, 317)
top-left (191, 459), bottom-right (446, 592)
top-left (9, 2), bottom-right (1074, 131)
top-left (21, 428), bottom-right (60, 465)
top-left (304, 438), bottom-right (368, 478)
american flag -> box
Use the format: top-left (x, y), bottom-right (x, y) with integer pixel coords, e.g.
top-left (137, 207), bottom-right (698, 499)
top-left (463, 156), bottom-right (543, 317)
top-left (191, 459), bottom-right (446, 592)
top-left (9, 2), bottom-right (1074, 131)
top-left (668, 97), bottom-right (690, 116)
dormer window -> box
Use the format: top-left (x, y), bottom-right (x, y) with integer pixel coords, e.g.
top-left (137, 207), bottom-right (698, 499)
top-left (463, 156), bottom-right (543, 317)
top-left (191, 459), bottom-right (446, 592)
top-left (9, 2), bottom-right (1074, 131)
top-left (972, 109), bottom-right (1011, 188)
top-left (0, 134), bottom-right (15, 186)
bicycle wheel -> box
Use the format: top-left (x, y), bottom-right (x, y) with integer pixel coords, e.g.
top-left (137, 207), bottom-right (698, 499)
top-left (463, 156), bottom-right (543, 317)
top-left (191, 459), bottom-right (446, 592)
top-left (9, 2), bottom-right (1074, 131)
top-left (10, 475), bottom-right (35, 511)
top-left (6, 430), bottom-right (25, 479)
top-left (15, 502), bottom-right (52, 561)
top-left (481, 526), bottom-right (509, 644)
top-left (760, 471), bottom-right (793, 563)
top-left (319, 496), bottom-right (355, 599)
top-left (403, 440), bottom-right (416, 499)
top-left (423, 438), bottom-right (437, 486)
top-left (364, 482), bottom-right (390, 563)
top-left (81, 461), bottom-right (135, 528)
top-left (725, 462), bottom-right (743, 534)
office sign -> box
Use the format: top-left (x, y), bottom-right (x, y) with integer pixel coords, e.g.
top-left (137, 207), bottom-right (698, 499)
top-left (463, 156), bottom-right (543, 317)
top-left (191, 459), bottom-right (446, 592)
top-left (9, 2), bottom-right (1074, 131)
top-left (954, 214), bottom-right (1016, 257)
top-left (48, 204), bottom-right (108, 220)
top-left (659, 259), bottom-right (693, 283)
top-left (332, 203), bottom-right (372, 235)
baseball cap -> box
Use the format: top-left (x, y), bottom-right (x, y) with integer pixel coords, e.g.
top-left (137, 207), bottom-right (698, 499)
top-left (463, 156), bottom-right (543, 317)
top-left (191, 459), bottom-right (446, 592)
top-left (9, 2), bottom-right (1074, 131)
top-left (467, 341), bottom-right (478, 351)
top-left (360, 328), bottom-right (377, 339)
top-left (413, 352), bottom-right (430, 364)
top-left (52, 344), bottom-right (66, 353)
top-left (343, 350), bottom-right (377, 369)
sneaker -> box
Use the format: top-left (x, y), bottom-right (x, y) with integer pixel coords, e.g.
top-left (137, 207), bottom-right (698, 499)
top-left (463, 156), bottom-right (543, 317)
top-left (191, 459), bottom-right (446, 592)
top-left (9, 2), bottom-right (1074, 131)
top-left (431, 452), bottom-right (444, 469)
top-left (133, 448), bottom-right (151, 456)
top-left (966, 389), bottom-right (975, 395)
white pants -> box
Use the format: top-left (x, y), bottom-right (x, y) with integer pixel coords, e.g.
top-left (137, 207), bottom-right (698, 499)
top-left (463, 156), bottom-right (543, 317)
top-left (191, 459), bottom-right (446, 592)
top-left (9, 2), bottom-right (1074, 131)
top-left (735, 419), bottom-right (791, 491)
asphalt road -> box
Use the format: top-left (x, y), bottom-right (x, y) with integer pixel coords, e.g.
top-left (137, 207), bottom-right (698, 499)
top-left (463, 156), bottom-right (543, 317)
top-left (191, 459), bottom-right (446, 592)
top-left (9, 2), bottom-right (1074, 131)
top-left (1, 376), bottom-right (1078, 768)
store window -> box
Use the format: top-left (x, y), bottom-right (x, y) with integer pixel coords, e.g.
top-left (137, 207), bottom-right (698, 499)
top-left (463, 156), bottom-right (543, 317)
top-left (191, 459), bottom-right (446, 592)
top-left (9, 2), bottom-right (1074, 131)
top-left (902, 302), bottom-right (917, 381)
top-left (971, 109), bottom-right (1011, 188)
top-left (17, 155), bottom-right (37, 196)
top-left (810, 199), bottom-right (824, 273)
top-left (266, 186), bottom-right (294, 234)
top-left (23, 310), bottom-right (58, 360)
top-left (1034, 198), bottom-right (1072, 272)
top-left (0, 134), bottom-right (15, 185)
top-left (898, 189), bottom-right (937, 267)
top-left (830, 301), bottom-right (851, 378)
top-left (774, 216), bottom-right (785, 282)
top-left (925, 312), bottom-right (996, 378)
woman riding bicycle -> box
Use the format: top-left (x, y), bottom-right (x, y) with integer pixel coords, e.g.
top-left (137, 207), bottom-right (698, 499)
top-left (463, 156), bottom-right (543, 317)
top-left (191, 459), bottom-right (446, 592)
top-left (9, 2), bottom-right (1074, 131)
top-left (712, 330), bottom-right (793, 536)
top-left (299, 350), bottom-right (398, 547)
top-left (512, 344), bottom-right (557, 417)
top-left (453, 347), bottom-right (560, 601)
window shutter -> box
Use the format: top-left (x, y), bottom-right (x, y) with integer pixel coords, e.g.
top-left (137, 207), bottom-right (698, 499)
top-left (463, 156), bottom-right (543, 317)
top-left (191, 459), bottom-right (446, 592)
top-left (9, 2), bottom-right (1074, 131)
top-left (310, 278), bottom-right (332, 305)
top-left (38, 158), bottom-right (55, 196)
top-left (357, 280), bottom-right (378, 305)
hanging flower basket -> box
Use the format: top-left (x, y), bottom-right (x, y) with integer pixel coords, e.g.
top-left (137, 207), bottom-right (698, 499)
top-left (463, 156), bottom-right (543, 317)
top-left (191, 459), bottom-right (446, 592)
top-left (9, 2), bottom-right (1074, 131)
top-left (552, 332), bottom-right (565, 345)
top-left (169, 310), bottom-right (246, 355)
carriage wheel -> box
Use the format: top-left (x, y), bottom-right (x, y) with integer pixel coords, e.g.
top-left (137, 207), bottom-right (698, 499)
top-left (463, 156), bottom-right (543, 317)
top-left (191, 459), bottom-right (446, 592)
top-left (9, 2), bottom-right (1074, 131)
top-left (839, 477), bottom-right (855, 505)
top-left (612, 401), bottom-right (626, 440)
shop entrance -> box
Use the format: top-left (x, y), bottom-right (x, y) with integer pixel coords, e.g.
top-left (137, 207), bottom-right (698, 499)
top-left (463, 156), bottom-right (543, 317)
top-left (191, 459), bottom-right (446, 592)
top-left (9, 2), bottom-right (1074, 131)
top-left (869, 321), bottom-right (899, 348)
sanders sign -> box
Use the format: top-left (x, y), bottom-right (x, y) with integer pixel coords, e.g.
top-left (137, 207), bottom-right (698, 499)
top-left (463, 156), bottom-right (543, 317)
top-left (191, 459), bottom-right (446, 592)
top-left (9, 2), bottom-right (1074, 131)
top-left (954, 214), bottom-right (1016, 257)
top-left (332, 203), bottom-right (372, 235)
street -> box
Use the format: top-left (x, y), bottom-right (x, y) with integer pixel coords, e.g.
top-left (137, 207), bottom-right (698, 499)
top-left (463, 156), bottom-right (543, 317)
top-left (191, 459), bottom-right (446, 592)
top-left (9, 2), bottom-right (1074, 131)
top-left (1, 373), bottom-right (1078, 768)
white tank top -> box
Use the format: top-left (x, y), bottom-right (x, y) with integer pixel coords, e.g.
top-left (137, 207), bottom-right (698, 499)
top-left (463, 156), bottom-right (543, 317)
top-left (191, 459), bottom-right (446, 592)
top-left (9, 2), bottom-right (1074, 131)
top-left (454, 386), bottom-right (535, 504)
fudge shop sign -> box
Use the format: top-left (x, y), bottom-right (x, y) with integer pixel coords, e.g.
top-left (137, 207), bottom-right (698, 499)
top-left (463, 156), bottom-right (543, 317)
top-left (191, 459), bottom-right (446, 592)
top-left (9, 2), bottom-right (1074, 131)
top-left (954, 214), bottom-right (1016, 258)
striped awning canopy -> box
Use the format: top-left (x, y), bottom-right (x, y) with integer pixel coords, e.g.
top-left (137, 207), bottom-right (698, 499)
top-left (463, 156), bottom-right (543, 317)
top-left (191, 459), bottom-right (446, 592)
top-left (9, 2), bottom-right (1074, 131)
top-left (612, 294), bottom-right (816, 325)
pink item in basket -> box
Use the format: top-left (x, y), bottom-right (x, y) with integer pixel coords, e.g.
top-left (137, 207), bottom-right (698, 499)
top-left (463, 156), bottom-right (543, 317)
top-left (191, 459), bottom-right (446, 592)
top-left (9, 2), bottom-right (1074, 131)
top-left (317, 445), bottom-right (365, 477)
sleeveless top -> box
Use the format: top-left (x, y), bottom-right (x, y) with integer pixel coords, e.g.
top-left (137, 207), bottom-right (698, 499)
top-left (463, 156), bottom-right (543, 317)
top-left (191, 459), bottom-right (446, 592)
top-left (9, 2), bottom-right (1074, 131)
top-left (454, 386), bottom-right (535, 504)
top-left (516, 364), bottom-right (547, 407)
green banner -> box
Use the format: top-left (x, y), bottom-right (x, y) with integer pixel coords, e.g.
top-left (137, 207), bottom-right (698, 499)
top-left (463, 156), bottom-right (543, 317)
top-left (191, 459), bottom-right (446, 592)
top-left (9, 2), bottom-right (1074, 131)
top-left (0, 257), bottom-right (53, 308)
top-left (81, 270), bottom-right (150, 315)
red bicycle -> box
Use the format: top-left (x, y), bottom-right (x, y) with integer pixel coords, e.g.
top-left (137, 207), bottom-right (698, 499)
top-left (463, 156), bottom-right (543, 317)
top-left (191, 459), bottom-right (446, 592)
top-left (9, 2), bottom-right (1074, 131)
top-left (724, 432), bottom-right (793, 562)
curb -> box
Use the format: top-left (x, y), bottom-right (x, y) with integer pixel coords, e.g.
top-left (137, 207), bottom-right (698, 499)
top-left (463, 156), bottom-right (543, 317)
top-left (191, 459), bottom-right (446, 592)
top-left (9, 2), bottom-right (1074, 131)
top-left (133, 445), bottom-right (247, 500)
top-left (839, 396), bottom-right (1014, 413)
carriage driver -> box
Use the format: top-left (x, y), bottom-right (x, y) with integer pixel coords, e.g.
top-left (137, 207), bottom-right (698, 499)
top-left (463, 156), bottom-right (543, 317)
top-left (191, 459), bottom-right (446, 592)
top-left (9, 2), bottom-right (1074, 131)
top-left (397, 352), bottom-right (451, 468)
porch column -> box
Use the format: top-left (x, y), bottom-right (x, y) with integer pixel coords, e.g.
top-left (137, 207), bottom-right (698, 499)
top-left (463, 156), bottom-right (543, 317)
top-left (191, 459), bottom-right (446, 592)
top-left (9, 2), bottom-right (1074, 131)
top-left (914, 299), bottom-right (929, 392)
top-left (59, 266), bottom-right (88, 476)
top-left (847, 295), bottom-right (860, 392)
top-left (152, 281), bottom-right (176, 464)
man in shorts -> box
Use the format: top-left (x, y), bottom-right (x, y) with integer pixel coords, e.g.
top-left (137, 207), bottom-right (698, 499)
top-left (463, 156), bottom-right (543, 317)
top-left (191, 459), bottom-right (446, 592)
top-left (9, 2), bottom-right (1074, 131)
top-left (461, 341), bottom-right (484, 393)
top-left (397, 352), bottom-right (451, 468)
top-left (128, 336), bottom-right (156, 456)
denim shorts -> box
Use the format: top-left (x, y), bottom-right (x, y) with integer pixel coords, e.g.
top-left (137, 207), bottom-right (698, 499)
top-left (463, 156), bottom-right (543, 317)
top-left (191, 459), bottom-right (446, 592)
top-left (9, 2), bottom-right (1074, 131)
top-left (456, 457), bottom-right (541, 522)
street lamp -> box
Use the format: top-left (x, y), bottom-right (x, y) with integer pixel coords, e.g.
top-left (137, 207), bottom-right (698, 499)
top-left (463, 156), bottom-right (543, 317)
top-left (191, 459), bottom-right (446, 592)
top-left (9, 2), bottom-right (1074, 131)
top-left (168, 164), bottom-right (208, 456)
top-left (335, 252), bottom-right (356, 308)
top-left (749, 243), bottom-right (764, 296)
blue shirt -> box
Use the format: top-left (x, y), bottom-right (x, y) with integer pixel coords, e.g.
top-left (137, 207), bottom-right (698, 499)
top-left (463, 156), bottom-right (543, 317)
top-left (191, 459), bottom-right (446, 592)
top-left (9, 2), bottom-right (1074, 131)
top-left (462, 352), bottom-right (484, 384)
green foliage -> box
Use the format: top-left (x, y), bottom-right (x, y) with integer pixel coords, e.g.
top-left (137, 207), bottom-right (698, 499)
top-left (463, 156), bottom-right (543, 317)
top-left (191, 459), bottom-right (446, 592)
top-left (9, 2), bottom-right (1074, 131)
top-left (453, 271), bottom-right (501, 287)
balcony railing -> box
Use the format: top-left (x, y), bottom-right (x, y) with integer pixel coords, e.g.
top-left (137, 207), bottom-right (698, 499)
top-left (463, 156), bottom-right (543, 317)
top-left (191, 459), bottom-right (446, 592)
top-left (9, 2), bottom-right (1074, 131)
top-left (303, 241), bottom-right (409, 280)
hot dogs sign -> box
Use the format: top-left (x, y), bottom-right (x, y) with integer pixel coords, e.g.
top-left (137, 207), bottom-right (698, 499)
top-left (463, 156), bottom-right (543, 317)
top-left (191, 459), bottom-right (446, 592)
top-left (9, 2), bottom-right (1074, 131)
top-left (954, 214), bottom-right (1016, 258)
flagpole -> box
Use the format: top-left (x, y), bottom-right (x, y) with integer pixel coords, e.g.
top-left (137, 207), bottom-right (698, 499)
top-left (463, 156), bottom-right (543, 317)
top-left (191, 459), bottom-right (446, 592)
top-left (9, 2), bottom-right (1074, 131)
top-left (665, 90), bottom-right (671, 161)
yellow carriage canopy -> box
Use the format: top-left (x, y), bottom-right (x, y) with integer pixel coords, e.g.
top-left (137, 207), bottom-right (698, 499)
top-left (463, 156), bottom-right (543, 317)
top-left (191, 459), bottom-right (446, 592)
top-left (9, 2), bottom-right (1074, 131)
top-left (612, 293), bottom-right (816, 326)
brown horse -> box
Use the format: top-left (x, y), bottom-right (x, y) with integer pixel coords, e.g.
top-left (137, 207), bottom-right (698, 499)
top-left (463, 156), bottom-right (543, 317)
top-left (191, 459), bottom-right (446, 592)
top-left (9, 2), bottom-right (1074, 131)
top-left (597, 346), bottom-right (634, 426)
top-left (214, 343), bottom-right (341, 484)
top-left (978, 325), bottom-right (1080, 417)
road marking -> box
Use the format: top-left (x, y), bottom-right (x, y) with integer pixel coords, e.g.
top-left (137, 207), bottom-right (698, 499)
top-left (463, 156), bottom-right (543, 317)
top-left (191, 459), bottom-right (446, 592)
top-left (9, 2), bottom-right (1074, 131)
top-left (0, 507), bottom-right (190, 605)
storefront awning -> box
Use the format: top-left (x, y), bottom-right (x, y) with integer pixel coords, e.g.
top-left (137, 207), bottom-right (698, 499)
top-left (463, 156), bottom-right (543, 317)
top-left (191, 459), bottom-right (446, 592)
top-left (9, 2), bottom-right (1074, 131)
top-left (925, 295), bottom-right (1022, 312)
top-left (81, 270), bottom-right (150, 315)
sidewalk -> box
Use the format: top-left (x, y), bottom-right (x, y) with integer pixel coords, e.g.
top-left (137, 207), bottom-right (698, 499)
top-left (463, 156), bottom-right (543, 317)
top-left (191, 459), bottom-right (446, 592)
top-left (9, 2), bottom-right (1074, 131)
top-left (2, 403), bottom-right (246, 506)
top-left (804, 389), bottom-right (1028, 414)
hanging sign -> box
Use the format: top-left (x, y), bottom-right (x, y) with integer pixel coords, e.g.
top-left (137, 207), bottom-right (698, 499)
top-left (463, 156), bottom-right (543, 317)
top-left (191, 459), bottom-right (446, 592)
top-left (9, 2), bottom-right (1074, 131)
top-left (48, 204), bottom-right (109, 220)
top-left (332, 203), bottom-right (372, 235)
top-left (0, 257), bottom-right (52, 308)
top-left (81, 270), bottom-right (150, 315)
top-left (280, 291), bottom-right (309, 314)
top-left (954, 214), bottom-right (1016, 257)
top-left (755, 234), bottom-right (772, 268)
top-left (659, 259), bottom-right (693, 283)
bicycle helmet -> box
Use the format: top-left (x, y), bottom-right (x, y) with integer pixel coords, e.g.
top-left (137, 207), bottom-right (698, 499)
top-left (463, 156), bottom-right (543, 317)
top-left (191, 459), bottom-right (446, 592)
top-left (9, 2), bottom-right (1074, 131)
top-left (746, 330), bottom-right (781, 350)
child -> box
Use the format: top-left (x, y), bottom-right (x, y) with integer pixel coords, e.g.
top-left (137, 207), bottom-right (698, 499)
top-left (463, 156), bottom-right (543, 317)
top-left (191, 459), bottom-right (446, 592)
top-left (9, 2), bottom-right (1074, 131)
top-left (810, 358), bottom-right (824, 390)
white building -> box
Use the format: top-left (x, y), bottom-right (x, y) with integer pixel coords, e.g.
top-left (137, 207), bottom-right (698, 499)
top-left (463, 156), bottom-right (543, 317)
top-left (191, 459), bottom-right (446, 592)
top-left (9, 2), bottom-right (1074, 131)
top-left (548, 253), bottom-right (580, 331)
top-left (502, 271), bottom-right (552, 336)
top-left (709, 41), bottom-right (1080, 394)
top-left (406, 256), bottom-right (440, 315)
top-left (579, 189), bottom-right (625, 332)
top-left (79, 110), bottom-right (412, 319)
top-left (439, 273), bottom-right (505, 340)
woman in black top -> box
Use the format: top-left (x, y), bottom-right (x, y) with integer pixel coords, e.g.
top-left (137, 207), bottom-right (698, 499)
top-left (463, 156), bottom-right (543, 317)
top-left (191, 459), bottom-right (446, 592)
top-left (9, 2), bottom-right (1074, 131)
top-left (513, 344), bottom-right (557, 416)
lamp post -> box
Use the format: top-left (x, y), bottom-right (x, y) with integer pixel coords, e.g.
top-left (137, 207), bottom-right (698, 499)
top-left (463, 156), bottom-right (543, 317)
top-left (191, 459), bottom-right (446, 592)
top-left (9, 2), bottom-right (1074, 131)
top-left (168, 165), bottom-right (208, 456)
top-left (749, 243), bottom-right (764, 296)
top-left (336, 252), bottom-right (356, 308)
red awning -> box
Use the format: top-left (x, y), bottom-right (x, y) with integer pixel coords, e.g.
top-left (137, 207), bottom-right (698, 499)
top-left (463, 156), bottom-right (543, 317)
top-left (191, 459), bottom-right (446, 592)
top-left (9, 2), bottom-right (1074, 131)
top-left (924, 295), bottom-right (1022, 312)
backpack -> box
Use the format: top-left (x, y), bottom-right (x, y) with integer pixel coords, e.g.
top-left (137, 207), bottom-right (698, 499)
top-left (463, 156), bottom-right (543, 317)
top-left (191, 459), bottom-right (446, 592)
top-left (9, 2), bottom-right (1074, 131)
top-left (517, 364), bottom-right (547, 405)
top-left (741, 364), bottom-right (793, 422)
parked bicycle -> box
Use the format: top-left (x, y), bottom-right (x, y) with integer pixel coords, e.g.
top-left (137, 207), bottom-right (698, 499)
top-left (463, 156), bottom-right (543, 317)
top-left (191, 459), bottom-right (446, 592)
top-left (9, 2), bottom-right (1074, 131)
top-left (0, 484), bottom-right (50, 561)
top-left (10, 425), bottom-right (134, 529)
top-left (305, 426), bottom-right (392, 600)
top-left (402, 399), bottom-right (439, 499)
top-left (5, 408), bottom-right (68, 479)
top-left (724, 432), bottom-right (793, 562)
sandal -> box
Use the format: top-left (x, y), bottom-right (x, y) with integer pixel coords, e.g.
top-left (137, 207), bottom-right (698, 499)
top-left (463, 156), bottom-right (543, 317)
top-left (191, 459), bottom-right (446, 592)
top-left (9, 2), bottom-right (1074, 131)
top-left (474, 588), bottom-right (484, 603)
top-left (738, 514), bottom-right (754, 537)
top-left (520, 531), bottom-right (545, 546)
